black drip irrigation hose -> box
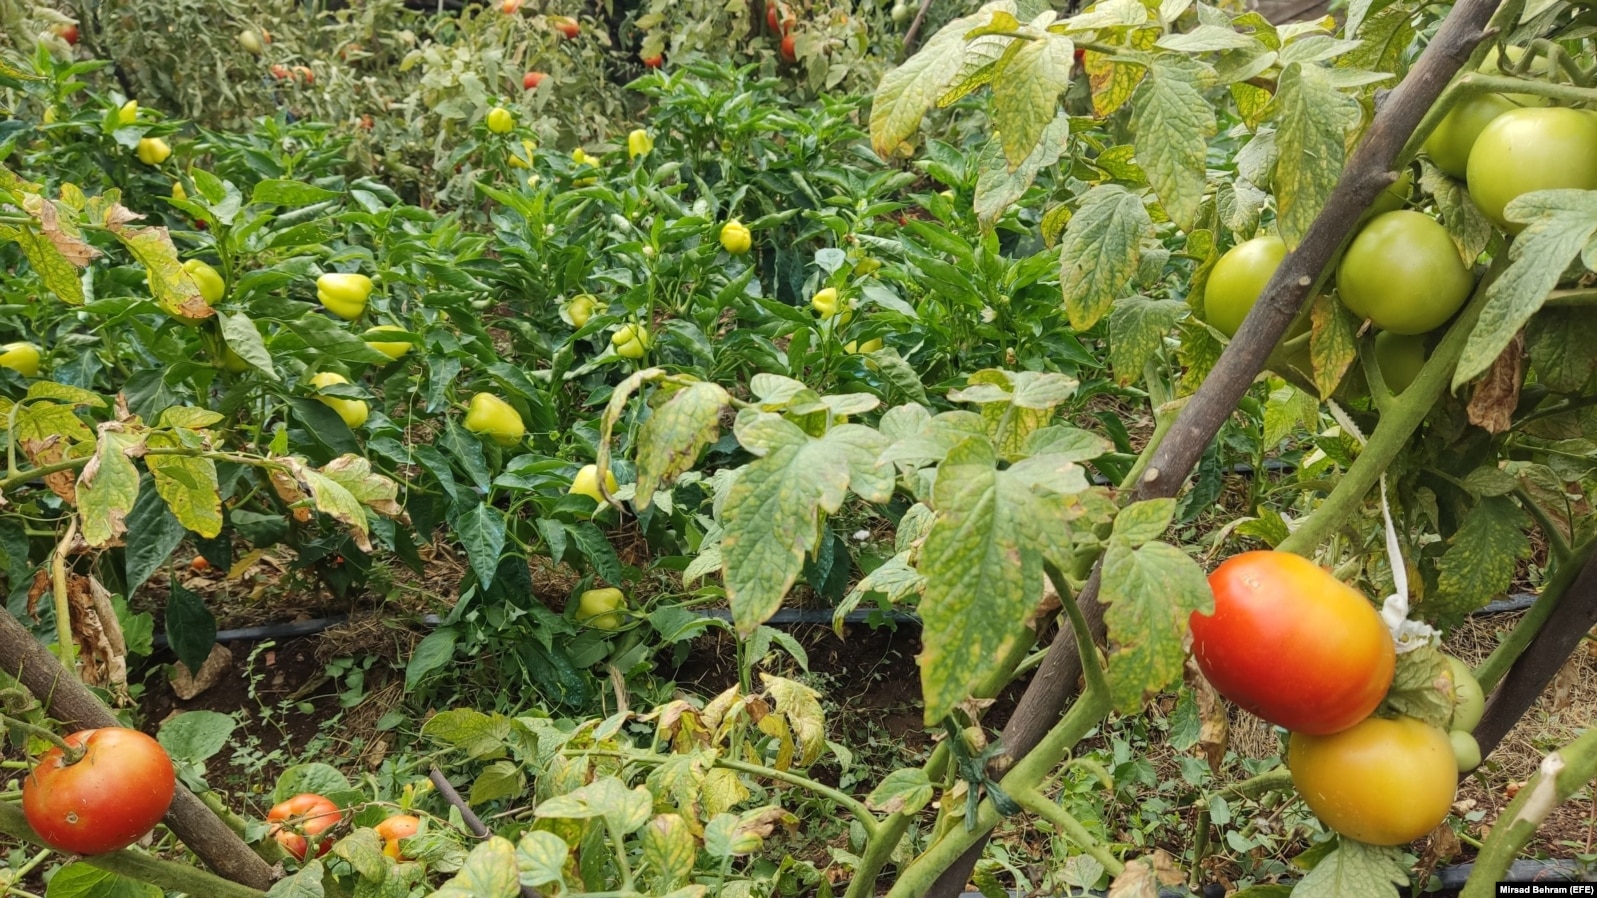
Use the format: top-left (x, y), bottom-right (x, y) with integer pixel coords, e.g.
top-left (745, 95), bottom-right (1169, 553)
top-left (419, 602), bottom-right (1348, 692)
top-left (150, 592), bottom-right (1539, 649)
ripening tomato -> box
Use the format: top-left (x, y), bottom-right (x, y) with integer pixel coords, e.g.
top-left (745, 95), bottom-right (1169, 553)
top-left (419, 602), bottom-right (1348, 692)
top-left (1466, 107), bottom-right (1597, 235)
top-left (374, 814), bottom-right (421, 860)
top-left (1288, 716), bottom-right (1457, 845)
top-left (1191, 551), bottom-right (1395, 735)
top-left (780, 32), bottom-right (797, 63)
top-left (22, 728), bottom-right (176, 855)
top-left (523, 71), bottom-right (546, 90)
top-left (549, 15), bottom-right (579, 39)
top-left (1336, 211), bottom-right (1473, 335)
top-left (640, 53), bottom-right (663, 68)
top-left (1204, 235), bottom-right (1285, 338)
top-left (1422, 93), bottom-right (1515, 179)
top-left (267, 793), bottom-right (341, 861)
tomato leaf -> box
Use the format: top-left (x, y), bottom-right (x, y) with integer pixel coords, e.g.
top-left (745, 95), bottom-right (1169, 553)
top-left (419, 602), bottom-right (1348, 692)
top-left (992, 30), bottom-right (1075, 169)
top-left (1417, 161), bottom-right (1494, 266)
top-left (869, 6), bottom-right (997, 159)
top-left (1456, 190), bottom-right (1597, 389)
top-left (1131, 57), bottom-right (1218, 232)
top-left (1100, 528), bottom-right (1213, 713)
top-left (1058, 184), bottom-right (1154, 330)
top-left (37, 864), bottom-right (160, 898)
top-left (720, 412), bottom-right (890, 635)
top-left (1425, 495), bottom-right (1529, 627)
top-left (974, 113), bottom-right (1070, 228)
top-left (1309, 294), bottom-right (1358, 399)
top-left (918, 437), bottom-right (1091, 722)
top-left (866, 768), bottom-right (936, 815)
top-left (1109, 296), bottom-right (1186, 387)
top-left (634, 380), bottom-right (729, 510)
top-left (77, 423), bottom-right (144, 547)
top-left (1293, 839), bottom-right (1406, 898)
top-left (433, 836), bottom-right (519, 898)
top-left (517, 830), bottom-right (571, 889)
top-left (1525, 309), bottom-right (1597, 394)
top-left (1271, 62), bottom-right (1360, 249)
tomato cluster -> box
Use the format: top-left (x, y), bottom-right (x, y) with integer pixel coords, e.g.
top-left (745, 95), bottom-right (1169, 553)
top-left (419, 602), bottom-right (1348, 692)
top-left (1191, 552), bottom-right (1483, 845)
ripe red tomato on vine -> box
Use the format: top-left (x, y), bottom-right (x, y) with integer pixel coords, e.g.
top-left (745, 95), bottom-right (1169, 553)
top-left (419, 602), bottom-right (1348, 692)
top-left (22, 728), bottom-right (176, 855)
top-left (267, 793), bottom-right (341, 861)
top-left (1190, 551), bottom-right (1395, 735)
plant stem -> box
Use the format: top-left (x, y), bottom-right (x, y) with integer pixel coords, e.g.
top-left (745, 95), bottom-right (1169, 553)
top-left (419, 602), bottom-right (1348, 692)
top-left (1474, 537), bottom-right (1596, 693)
top-left (1277, 256), bottom-right (1501, 557)
top-left (51, 517), bottom-right (79, 676)
top-left (1009, 785), bottom-right (1123, 876)
top-left (0, 803), bottom-right (267, 898)
top-left (1460, 728), bottom-right (1597, 897)
top-left (0, 712), bottom-right (83, 763)
top-left (1513, 485), bottom-right (1572, 564)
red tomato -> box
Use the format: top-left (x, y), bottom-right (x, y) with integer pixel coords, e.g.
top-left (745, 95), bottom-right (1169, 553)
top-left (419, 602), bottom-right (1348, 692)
top-left (292, 65), bottom-right (314, 85)
top-left (266, 793), bottom-right (341, 861)
top-left (22, 728), bottom-right (176, 855)
top-left (374, 814), bottom-right (421, 860)
top-left (523, 71), bottom-right (546, 90)
top-left (56, 23), bottom-right (79, 45)
top-left (1288, 715), bottom-right (1457, 845)
top-left (269, 64), bottom-right (290, 80)
top-left (780, 32), bottom-right (797, 63)
top-left (549, 15), bottom-right (578, 39)
top-left (1190, 551), bottom-right (1395, 735)
top-left (641, 53), bottom-right (663, 68)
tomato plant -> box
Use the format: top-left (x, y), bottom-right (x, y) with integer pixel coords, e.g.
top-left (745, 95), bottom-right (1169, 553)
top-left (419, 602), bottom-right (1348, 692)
top-left (1466, 107), bottom-right (1597, 234)
top-left (1191, 551), bottom-right (1395, 735)
top-left (1336, 211), bottom-right (1474, 335)
top-left (1288, 716), bottom-right (1457, 845)
top-left (21, 729), bottom-right (176, 855)
top-left (266, 794), bottom-right (341, 861)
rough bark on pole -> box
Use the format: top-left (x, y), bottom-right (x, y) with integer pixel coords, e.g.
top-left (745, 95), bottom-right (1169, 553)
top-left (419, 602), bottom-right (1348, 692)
top-left (922, 0), bottom-right (1504, 890)
top-left (0, 610), bottom-right (276, 890)
top-left (1474, 547), bottom-right (1597, 758)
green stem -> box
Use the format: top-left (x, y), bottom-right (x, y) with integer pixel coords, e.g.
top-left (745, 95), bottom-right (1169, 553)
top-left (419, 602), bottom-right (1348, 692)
top-left (1009, 785), bottom-right (1123, 875)
top-left (0, 803), bottom-right (267, 898)
top-left (51, 517), bottom-right (78, 677)
top-left (1513, 485), bottom-right (1572, 564)
top-left (1278, 255), bottom-right (1503, 557)
top-left (884, 687), bottom-right (1114, 898)
top-left (1474, 537), bottom-right (1597, 693)
top-left (1544, 288), bottom-right (1597, 307)
top-left (1460, 728), bottom-right (1597, 897)
top-left (0, 712), bottom-right (83, 763)
top-left (607, 820), bottom-right (634, 891)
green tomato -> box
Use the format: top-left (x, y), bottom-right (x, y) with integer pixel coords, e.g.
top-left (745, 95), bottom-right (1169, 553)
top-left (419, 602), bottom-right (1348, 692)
top-left (1369, 167), bottom-right (1414, 216)
top-left (1423, 93), bottom-right (1516, 179)
top-left (1466, 107), bottom-right (1597, 235)
top-left (1450, 730), bottom-right (1482, 773)
top-left (1446, 655), bottom-right (1486, 733)
top-left (1337, 211), bottom-right (1473, 335)
top-left (1373, 331), bottom-right (1427, 395)
top-left (1478, 45), bottom-right (1553, 108)
top-left (1204, 235), bottom-right (1286, 338)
